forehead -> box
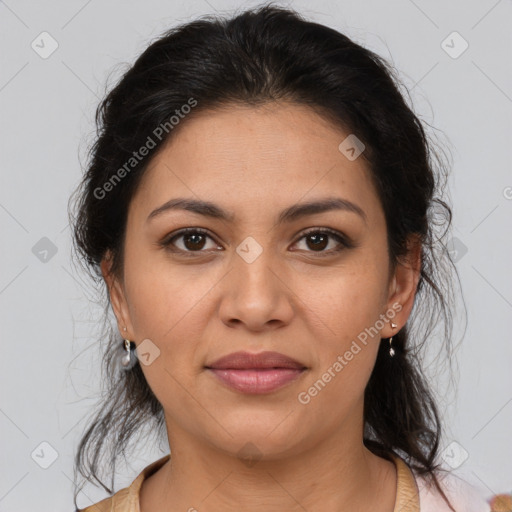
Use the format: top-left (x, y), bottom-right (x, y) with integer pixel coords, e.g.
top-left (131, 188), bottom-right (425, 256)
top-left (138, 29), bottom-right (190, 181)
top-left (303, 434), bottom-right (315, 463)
top-left (130, 102), bottom-right (383, 226)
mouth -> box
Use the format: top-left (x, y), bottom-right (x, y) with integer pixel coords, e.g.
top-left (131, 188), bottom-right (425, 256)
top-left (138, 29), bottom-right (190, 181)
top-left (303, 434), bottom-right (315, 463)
top-left (204, 351), bottom-right (308, 394)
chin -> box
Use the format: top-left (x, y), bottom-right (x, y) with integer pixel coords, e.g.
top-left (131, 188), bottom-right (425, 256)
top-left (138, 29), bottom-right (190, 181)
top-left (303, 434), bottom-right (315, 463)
top-left (210, 417), bottom-right (306, 459)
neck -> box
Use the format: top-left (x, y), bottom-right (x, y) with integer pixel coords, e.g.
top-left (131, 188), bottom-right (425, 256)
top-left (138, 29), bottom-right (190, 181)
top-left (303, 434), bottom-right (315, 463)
top-left (140, 416), bottom-right (397, 512)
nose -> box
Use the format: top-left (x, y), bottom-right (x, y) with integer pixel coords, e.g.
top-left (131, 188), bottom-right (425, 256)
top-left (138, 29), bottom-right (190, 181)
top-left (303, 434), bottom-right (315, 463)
top-left (218, 243), bottom-right (295, 332)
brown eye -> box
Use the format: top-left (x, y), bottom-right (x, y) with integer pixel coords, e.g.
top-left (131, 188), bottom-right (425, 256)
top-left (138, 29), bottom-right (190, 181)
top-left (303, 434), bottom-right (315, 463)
top-left (293, 228), bottom-right (351, 255)
top-left (182, 232), bottom-right (207, 251)
top-left (161, 228), bottom-right (221, 254)
top-left (304, 232), bottom-right (329, 251)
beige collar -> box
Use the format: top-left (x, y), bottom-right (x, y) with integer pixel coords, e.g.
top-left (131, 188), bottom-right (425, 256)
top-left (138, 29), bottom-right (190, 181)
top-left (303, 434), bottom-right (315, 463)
top-left (390, 453), bottom-right (421, 511)
top-left (81, 452), bottom-right (420, 511)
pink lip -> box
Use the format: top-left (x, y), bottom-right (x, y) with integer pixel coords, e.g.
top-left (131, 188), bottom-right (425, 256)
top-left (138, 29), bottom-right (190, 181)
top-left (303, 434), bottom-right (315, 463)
top-left (207, 368), bottom-right (306, 394)
top-left (205, 351), bottom-right (307, 394)
top-left (206, 350), bottom-right (305, 370)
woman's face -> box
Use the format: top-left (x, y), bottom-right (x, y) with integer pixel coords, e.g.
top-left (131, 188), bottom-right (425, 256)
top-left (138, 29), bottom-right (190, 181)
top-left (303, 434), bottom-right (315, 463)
top-left (103, 102), bottom-right (418, 461)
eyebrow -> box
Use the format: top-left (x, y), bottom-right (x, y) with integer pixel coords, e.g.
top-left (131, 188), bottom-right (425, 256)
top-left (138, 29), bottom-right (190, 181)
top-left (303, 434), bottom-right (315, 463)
top-left (147, 197), bottom-right (367, 225)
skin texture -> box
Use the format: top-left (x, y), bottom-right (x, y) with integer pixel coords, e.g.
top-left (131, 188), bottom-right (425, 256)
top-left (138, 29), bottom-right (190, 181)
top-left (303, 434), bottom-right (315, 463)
top-left (101, 102), bottom-right (421, 512)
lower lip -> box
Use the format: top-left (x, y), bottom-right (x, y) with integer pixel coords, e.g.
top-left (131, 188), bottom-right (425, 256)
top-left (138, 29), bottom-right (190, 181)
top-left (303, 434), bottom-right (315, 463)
top-left (206, 368), bottom-right (306, 394)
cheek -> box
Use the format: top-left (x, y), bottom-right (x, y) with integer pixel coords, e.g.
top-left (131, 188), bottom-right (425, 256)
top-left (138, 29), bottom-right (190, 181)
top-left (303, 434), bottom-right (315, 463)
top-left (123, 246), bottom-right (219, 340)
top-left (121, 252), bottom-right (222, 404)
top-left (301, 258), bottom-right (388, 347)
top-left (121, 257), bottom-right (216, 420)
top-left (295, 257), bottom-right (388, 400)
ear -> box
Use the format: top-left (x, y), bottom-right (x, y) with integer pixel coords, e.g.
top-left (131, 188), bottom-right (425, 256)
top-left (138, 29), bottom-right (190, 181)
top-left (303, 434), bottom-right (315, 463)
top-left (381, 234), bottom-right (422, 338)
top-left (100, 250), bottom-right (134, 340)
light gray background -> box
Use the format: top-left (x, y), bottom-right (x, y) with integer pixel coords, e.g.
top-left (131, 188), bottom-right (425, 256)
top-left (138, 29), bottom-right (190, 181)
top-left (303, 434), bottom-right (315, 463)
top-left (1, 0), bottom-right (511, 510)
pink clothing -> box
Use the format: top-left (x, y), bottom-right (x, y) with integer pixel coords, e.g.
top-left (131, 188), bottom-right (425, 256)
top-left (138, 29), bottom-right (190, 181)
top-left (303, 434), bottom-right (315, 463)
top-left (414, 468), bottom-right (491, 512)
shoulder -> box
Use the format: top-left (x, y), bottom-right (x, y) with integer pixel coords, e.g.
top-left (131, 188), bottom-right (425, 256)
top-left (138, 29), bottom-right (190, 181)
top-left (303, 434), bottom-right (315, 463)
top-left (76, 495), bottom-right (114, 512)
top-left (76, 454), bottom-right (170, 512)
top-left (413, 468), bottom-right (491, 512)
top-left (76, 487), bottom-right (130, 512)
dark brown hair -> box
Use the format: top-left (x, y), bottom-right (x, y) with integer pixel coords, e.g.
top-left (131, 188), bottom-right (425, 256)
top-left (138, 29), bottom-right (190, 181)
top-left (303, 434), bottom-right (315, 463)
top-left (69, 4), bottom-right (463, 510)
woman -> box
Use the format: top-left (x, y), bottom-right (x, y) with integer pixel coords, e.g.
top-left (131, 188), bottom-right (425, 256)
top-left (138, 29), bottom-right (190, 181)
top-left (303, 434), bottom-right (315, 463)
top-left (69, 5), bottom-right (491, 511)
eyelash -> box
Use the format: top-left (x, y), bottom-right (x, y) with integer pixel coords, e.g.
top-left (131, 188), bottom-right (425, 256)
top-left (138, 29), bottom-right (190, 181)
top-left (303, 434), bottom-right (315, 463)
top-left (159, 227), bottom-right (353, 257)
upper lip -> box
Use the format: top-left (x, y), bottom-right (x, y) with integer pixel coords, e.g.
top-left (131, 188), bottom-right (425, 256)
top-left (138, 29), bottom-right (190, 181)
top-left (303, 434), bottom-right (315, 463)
top-left (205, 351), bottom-right (306, 370)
